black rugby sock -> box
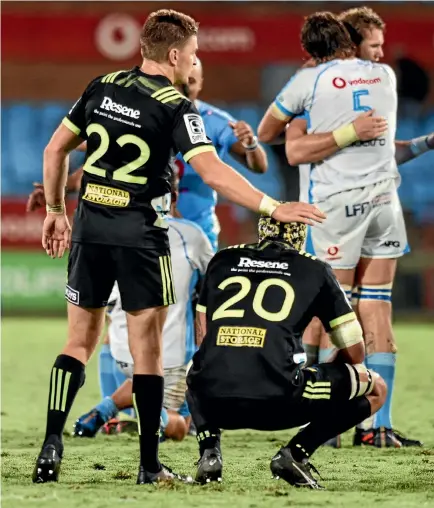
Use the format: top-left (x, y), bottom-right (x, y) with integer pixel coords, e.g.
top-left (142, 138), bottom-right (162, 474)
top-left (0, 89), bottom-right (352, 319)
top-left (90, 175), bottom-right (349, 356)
top-left (197, 429), bottom-right (221, 457)
top-left (44, 355), bottom-right (86, 450)
top-left (132, 374), bottom-right (163, 473)
top-left (287, 396), bottom-right (371, 462)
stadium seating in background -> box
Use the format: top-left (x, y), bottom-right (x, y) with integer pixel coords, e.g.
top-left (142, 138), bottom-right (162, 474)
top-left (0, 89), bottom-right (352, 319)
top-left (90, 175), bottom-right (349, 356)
top-left (1, 103), bottom-right (433, 222)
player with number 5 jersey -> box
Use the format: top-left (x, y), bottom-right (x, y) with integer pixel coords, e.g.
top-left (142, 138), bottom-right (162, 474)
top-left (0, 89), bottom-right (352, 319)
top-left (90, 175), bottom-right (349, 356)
top-left (272, 57), bottom-right (397, 203)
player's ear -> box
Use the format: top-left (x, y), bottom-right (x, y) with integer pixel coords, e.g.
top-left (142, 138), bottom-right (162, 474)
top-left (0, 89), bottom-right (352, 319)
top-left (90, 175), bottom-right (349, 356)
top-left (168, 47), bottom-right (179, 67)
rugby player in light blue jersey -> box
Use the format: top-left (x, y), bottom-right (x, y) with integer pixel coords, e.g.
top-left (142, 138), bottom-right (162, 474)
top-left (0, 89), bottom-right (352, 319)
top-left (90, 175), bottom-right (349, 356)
top-left (175, 59), bottom-right (268, 250)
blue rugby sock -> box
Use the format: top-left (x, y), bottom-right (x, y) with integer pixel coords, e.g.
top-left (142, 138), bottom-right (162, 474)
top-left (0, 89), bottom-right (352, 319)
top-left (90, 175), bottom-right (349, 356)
top-left (366, 352), bottom-right (396, 429)
top-left (112, 360), bottom-right (134, 417)
top-left (95, 396), bottom-right (118, 423)
top-left (318, 348), bottom-right (334, 363)
top-left (98, 344), bottom-right (118, 399)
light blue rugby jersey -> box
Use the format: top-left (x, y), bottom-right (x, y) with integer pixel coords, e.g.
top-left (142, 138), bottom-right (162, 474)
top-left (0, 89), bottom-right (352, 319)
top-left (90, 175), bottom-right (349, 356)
top-left (176, 100), bottom-right (238, 251)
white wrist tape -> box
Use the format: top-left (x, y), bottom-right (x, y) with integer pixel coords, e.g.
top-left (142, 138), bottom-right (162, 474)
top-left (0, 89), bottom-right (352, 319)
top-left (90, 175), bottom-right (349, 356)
top-left (259, 195), bottom-right (279, 216)
top-left (410, 135), bottom-right (430, 156)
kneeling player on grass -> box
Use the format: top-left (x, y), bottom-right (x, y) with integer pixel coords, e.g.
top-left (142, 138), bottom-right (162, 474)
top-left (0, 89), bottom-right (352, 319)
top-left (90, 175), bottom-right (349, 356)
top-left (186, 215), bottom-right (387, 489)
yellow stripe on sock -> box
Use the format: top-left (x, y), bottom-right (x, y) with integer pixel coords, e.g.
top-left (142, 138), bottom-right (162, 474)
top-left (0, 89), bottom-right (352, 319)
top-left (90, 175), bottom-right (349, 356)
top-left (55, 369), bottom-right (63, 411)
top-left (50, 368), bottom-right (57, 410)
top-left (132, 393), bottom-right (141, 435)
top-left (61, 371), bottom-right (71, 412)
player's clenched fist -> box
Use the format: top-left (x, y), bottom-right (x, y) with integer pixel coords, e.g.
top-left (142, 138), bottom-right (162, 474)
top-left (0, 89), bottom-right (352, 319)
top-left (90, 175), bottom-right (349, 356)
top-left (229, 120), bottom-right (256, 147)
top-left (272, 202), bottom-right (326, 226)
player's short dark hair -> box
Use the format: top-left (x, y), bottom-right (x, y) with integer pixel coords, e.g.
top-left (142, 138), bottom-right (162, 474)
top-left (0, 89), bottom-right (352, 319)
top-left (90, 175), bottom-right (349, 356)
top-left (258, 214), bottom-right (307, 251)
top-left (301, 12), bottom-right (355, 62)
top-left (339, 7), bottom-right (385, 46)
top-left (140, 9), bottom-right (199, 63)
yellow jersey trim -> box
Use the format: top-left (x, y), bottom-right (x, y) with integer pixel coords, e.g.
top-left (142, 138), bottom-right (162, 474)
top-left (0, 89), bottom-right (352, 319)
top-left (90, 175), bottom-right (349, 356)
top-left (196, 304), bottom-right (207, 313)
top-left (271, 103), bottom-right (290, 121)
top-left (183, 145), bottom-right (216, 163)
top-left (329, 312), bottom-right (356, 330)
top-left (62, 117), bottom-right (81, 136)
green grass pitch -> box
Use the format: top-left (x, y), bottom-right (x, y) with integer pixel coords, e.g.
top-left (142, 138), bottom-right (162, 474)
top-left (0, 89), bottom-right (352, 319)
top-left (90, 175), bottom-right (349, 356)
top-left (2, 318), bottom-right (434, 507)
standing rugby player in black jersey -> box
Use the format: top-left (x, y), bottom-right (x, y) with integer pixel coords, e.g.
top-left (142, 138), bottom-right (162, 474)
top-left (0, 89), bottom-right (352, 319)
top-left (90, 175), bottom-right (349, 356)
top-left (33, 9), bottom-right (325, 485)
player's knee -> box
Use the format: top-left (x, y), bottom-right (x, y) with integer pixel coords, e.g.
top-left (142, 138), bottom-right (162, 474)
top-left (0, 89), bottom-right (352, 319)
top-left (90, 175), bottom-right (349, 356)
top-left (303, 317), bottom-right (323, 345)
top-left (165, 411), bottom-right (188, 441)
top-left (346, 363), bottom-right (379, 400)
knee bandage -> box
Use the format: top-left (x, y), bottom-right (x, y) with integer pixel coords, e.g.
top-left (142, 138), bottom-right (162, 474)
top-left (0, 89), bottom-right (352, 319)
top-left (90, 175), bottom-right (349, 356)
top-left (346, 363), bottom-right (376, 399)
top-left (353, 283), bottom-right (392, 303)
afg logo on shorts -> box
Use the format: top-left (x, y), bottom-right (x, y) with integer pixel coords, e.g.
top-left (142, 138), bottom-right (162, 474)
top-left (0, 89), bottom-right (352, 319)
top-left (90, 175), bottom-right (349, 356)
top-left (382, 240), bottom-right (400, 248)
top-left (65, 285), bottom-right (80, 305)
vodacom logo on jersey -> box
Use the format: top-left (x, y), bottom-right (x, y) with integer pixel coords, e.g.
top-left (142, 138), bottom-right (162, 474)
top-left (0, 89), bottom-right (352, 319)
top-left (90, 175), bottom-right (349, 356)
top-left (332, 77), bottom-right (382, 89)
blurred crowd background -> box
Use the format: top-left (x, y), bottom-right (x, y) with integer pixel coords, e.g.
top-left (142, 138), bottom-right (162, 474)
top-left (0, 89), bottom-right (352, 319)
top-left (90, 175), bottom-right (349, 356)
top-left (2, 1), bottom-right (434, 317)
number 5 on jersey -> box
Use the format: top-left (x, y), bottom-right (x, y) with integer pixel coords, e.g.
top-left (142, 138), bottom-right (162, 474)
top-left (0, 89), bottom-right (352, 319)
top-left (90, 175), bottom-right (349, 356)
top-left (353, 90), bottom-right (371, 112)
top-left (83, 123), bottom-right (150, 184)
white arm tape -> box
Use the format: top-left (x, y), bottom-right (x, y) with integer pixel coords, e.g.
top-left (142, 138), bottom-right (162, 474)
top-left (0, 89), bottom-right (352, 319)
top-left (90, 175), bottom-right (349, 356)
top-left (329, 319), bottom-right (363, 350)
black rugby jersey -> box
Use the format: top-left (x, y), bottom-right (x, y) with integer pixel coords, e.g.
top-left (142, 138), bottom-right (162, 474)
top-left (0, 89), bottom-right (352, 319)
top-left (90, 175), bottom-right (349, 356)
top-left (64, 67), bottom-right (215, 248)
top-left (188, 241), bottom-right (354, 399)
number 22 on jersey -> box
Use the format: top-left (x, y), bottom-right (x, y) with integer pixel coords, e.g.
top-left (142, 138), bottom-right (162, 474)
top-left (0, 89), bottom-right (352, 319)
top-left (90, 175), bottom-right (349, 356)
top-left (83, 123), bottom-right (150, 184)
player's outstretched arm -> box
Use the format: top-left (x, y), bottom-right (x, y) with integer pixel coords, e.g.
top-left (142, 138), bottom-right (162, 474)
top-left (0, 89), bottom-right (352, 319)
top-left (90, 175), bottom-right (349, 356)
top-left (257, 104), bottom-right (293, 145)
top-left (188, 150), bottom-right (326, 225)
top-left (285, 111), bottom-right (388, 166)
top-left (394, 134), bottom-right (434, 166)
top-left (229, 121), bottom-right (268, 173)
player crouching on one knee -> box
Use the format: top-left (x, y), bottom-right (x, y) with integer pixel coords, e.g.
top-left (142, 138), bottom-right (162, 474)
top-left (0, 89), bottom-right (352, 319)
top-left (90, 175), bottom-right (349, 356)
top-left (186, 213), bottom-right (387, 489)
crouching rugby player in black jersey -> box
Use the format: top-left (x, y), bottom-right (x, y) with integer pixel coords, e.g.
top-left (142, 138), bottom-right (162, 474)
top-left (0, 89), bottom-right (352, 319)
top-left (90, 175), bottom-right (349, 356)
top-left (186, 215), bottom-right (387, 489)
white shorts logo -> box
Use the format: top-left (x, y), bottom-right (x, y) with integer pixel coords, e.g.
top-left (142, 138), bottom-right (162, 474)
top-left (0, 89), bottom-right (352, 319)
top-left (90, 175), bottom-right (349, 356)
top-left (183, 114), bottom-right (208, 144)
top-left (65, 285), bottom-right (80, 305)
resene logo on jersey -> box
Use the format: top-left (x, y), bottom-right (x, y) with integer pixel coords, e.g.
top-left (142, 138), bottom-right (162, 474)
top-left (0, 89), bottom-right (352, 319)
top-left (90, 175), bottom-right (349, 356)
top-left (100, 97), bottom-right (140, 119)
top-left (238, 257), bottom-right (289, 270)
top-left (332, 77), bottom-right (381, 89)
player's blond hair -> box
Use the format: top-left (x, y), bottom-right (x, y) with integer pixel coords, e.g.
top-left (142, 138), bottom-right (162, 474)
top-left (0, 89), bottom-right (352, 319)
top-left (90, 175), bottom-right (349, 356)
top-left (140, 9), bottom-right (199, 63)
top-left (339, 7), bottom-right (385, 42)
top-left (258, 215), bottom-right (307, 251)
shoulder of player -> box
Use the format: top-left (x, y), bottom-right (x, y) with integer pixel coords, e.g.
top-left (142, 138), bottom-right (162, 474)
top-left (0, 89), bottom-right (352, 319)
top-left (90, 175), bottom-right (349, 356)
top-left (206, 244), bottom-right (249, 264)
top-left (296, 250), bottom-right (330, 270)
top-left (196, 100), bottom-right (235, 123)
top-left (169, 217), bottom-right (206, 236)
top-left (168, 218), bottom-right (210, 245)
